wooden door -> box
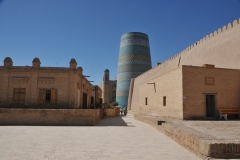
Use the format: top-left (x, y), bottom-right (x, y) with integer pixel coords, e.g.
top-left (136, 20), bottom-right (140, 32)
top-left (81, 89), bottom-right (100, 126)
top-left (13, 88), bottom-right (25, 105)
top-left (18, 88), bottom-right (25, 104)
top-left (51, 89), bottom-right (57, 104)
top-left (206, 95), bottom-right (215, 117)
top-left (83, 93), bottom-right (87, 109)
top-left (13, 88), bottom-right (19, 104)
top-left (99, 98), bottom-right (103, 108)
top-left (91, 96), bottom-right (94, 105)
top-left (39, 89), bottom-right (46, 104)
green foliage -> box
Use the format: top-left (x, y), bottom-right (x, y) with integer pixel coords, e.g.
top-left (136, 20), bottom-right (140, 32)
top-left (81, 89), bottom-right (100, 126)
top-left (111, 101), bottom-right (118, 106)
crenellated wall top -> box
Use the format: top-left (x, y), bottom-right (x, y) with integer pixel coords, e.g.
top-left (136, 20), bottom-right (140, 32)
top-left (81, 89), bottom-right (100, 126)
top-left (137, 18), bottom-right (240, 79)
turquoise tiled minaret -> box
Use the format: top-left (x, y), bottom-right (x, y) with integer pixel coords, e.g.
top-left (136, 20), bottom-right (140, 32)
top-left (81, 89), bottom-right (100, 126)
top-left (116, 32), bottom-right (152, 107)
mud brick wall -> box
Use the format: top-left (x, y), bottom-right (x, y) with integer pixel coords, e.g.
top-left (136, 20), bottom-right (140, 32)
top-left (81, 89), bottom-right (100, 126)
top-left (0, 109), bottom-right (101, 126)
top-left (182, 66), bottom-right (240, 119)
top-left (137, 67), bottom-right (183, 119)
top-left (162, 122), bottom-right (240, 158)
top-left (129, 19), bottom-right (240, 118)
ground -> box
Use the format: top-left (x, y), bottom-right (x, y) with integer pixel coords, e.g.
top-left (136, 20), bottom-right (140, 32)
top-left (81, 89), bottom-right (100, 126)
top-left (0, 114), bottom-right (200, 160)
top-left (167, 120), bottom-right (240, 143)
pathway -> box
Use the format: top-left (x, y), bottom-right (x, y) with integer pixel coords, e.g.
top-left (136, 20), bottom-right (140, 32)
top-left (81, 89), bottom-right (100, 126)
top-left (0, 114), bottom-right (201, 160)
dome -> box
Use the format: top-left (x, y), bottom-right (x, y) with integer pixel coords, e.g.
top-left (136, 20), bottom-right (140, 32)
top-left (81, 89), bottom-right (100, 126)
top-left (70, 58), bottom-right (77, 63)
top-left (32, 57), bottom-right (40, 62)
top-left (77, 67), bottom-right (83, 70)
top-left (104, 69), bottom-right (109, 72)
top-left (4, 57), bottom-right (12, 62)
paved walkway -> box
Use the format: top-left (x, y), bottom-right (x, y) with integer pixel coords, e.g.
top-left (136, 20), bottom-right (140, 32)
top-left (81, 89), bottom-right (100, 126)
top-left (0, 114), bottom-right (201, 160)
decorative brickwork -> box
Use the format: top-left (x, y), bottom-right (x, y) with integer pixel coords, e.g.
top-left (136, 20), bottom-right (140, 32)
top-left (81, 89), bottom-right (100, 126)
top-left (118, 54), bottom-right (151, 64)
top-left (116, 32), bottom-right (152, 107)
top-left (12, 77), bottom-right (29, 84)
top-left (0, 58), bottom-right (101, 109)
top-left (38, 77), bottom-right (55, 84)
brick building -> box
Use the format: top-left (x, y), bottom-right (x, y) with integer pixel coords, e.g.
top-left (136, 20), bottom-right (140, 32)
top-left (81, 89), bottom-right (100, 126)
top-left (98, 69), bottom-right (116, 103)
top-left (131, 65), bottom-right (240, 119)
top-left (0, 57), bottom-right (102, 109)
top-left (128, 18), bottom-right (240, 119)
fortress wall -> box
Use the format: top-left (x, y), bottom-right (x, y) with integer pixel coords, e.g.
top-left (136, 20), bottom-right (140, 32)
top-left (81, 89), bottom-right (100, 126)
top-left (130, 18), bottom-right (240, 114)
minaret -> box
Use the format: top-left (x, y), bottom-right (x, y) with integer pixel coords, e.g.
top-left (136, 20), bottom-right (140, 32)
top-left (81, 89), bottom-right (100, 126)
top-left (116, 32), bottom-right (152, 107)
top-left (103, 69), bottom-right (110, 103)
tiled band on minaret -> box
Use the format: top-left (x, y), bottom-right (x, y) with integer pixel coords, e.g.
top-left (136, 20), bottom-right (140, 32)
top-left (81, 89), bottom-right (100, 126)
top-left (116, 32), bottom-right (152, 107)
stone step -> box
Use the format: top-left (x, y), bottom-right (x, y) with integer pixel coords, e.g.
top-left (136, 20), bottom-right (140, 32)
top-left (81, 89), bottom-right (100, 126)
top-left (133, 114), bottom-right (240, 159)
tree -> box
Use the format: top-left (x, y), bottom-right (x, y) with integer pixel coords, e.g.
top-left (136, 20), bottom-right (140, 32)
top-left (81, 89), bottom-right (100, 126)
top-left (111, 101), bottom-right (118, 106)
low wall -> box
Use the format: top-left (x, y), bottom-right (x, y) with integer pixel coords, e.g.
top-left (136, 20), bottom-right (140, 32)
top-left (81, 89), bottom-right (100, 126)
top-left (162, 123), bottom-right (240, 158)
top-left (105, 108), bottom-right (120, 117)
top-left (134, 114), bottom-right (240, 159)
top-left (0, 109), bottom-right (102, 126)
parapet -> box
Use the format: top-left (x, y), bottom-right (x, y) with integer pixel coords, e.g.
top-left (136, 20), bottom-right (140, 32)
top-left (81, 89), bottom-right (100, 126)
top-left (154, 18), bottom-right (240, 70)
top-left (77, 67), bottom-right (83, 70)
top-left (32, 57), bottom-right (41, 67)
top-left (3, 57), bottom-right (13, 67)
top-left (69, 58), bottom-right (77, 69)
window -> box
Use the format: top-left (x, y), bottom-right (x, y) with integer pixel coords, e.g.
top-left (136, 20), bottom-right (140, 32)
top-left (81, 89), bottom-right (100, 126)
top-left (205, 77), bottom-right (214, 85)
top-left (163, 96), bottom-right (166, 106)
top-left (91, 96), bottom-right (94, 104)
top-left (45, 90), bottom-right (51, 103)
top-left (39, 89), bottom-right (57, 104)
top-left (13, 88), bottom-right (25, 104)
top-left (145, 97), bottom-right (148, 105)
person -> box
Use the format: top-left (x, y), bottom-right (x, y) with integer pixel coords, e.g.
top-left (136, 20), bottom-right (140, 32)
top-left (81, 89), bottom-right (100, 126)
top-left (120, 108), bottom-right (123, 116)
top-left (124, 107), bottom-right (127, 116)
top-left (90, 104), bottom-right (93, 109)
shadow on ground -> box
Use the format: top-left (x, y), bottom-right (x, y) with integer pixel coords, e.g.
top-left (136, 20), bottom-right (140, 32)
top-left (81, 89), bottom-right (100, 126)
top-left (96, 115), bottom-right (135, 127)
top-left (0, 115), bottom-right (136, 127)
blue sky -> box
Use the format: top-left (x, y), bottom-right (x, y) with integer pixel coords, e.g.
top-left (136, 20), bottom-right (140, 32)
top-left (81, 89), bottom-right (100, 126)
top-left (0, 0), bottom-right (240, 85)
